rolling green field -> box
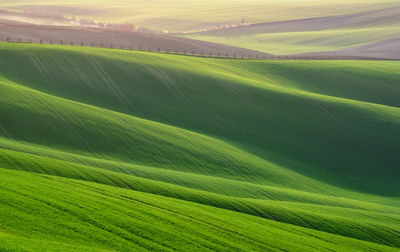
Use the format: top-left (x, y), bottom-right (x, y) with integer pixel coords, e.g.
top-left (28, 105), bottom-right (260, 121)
top-left (0, 0), bottom-right (396, 31)
top-left (181, 4), bottom-right (400, 55)
top-left (1, 42), bottom-right (400, 251)
top-left (2, 0), bottom-right (399, 58)
top-left (182, 26), bottom-right (400, 55)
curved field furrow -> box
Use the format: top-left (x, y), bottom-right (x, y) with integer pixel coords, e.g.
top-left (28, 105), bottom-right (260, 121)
top-left (0, 42), bottom-right (399, 251)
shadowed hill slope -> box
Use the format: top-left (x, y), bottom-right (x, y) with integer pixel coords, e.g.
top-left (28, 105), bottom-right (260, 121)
top-left (1, 43), bottom-right (399, 195)
top-left (0, 43), bottom-right (400, 251)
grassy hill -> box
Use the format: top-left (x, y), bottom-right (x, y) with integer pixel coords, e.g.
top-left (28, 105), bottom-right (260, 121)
top-left (2, 0), bottom-right (399, 59)
top-left (0, 0), bottom-right (395, 31)
top-left (0, 42), bottom-right (400, 251)
top-left (298, 37), bottom-right (400, 60)
top-left (2, 168), bottom-right (398, 252)
top-left (181, 5), bottom-right (400, 57)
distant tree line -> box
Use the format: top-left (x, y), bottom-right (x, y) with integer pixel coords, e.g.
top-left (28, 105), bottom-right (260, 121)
top-left (204, 18), bottom-right (248, 32)
top-left (5, 8), bottom-right (247, 35)
top-left (15, 8), bottom-right (157, 33)
top-left (3, 36), bottom-right (319, 60)
top-left (170, 18), bottom-right (249, 34)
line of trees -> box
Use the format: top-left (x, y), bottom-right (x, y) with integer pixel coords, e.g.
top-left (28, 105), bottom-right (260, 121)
top-left (170, 18), bottom-right (249, 34)
top-left (5, 8), bottom-right (154, 33)
top-left (2, 37), bottom-right (317, 60)
top-left (204, 19), bottom-right (249, 32)
top-left (6, 7), bottom-right (247, 35)
top-left (67, 17), bottom-right (138, 32)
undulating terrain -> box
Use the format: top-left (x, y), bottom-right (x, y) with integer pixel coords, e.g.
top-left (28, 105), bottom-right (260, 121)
top-left (0, 42), bottom-right (400, 251)
top-left (0, 19), bottom-right (269, 57)
top-left (0, 0), bottom-right (395, 31)
top-left (181, 4), bottom-right (400, 58)
top-left (1, 0), bottom-right (399, 59)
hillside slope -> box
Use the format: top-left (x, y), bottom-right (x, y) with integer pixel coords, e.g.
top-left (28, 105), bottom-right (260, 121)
top-left (0, 19), bottom-right (269, 57)
top-left (298, 37), bottom-right (400, 60)
top-left (181, 5), bottom-right (400, 57)
top-left (0, 0), bottom-right (394, 31)
top-left (0, 43), bottom-right (400, 251)
top-left (1, 168), bottom-right (398, 252)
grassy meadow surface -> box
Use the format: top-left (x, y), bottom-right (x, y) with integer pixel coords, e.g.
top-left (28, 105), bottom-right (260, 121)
top-left (0, 42), bottom-right (400, 251)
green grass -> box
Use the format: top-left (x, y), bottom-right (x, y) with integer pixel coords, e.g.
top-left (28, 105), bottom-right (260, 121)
top-left (0, 42), bottom-right (400, 251)
top-left (2, 168), bottom-right (398, 252)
